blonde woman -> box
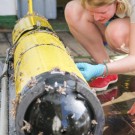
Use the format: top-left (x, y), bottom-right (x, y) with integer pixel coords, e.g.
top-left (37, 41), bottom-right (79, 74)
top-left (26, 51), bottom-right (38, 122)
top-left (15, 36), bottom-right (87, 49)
top-left (65, 0), bottom-right (135, 115)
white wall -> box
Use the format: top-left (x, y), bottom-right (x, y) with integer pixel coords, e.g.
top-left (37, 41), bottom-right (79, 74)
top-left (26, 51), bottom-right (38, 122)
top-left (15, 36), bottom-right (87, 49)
top-left (0, 0), bottom-right (17, 15)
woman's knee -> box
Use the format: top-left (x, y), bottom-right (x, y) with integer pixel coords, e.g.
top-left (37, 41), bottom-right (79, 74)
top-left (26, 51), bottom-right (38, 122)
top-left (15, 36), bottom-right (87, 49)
top-left (105, 18), bottom-right (129, 49)
top-left (64, 1), bottom-right (84, 26)
top-left (64, 1), bottom-right (73, 20)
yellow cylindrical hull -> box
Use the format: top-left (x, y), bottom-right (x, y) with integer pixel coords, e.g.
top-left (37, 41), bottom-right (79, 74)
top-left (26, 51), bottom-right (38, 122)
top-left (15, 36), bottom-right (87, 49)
top-left (12, 13), bottom-right (104, 135)
top-left (13, 15), bottom-right (86, 94)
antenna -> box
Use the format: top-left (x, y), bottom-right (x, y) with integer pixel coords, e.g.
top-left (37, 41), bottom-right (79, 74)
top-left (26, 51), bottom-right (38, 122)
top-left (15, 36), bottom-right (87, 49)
top-left (28, 0), bottom-right (33, 14)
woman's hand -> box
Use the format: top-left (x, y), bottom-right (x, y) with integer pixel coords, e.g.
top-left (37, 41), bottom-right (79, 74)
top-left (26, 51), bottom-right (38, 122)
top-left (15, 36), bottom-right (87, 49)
top-left (127, 103), bottom-right (135, 115)
top-left (76, 62), bottom-right (105, 81)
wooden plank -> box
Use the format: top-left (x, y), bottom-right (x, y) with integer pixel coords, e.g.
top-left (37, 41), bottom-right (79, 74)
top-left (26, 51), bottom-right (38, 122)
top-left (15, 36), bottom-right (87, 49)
top-left (57, 32), bottom-right (90, 56)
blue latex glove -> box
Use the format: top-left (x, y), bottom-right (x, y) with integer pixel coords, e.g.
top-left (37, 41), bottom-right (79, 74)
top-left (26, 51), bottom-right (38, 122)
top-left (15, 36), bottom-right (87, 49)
top-left (76, 62), bottom-right (105, 81)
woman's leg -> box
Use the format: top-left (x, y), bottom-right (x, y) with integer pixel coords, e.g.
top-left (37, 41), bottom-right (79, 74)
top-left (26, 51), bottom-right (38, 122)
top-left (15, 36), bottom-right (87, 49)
top-left (64, 0), bottom-right (109, 63)
top-left (105, 18), bottom-right (130, 54)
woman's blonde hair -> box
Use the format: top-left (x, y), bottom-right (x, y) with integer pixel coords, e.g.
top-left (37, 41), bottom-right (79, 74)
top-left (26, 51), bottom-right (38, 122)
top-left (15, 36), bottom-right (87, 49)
top-left (81, 0), bottom-right (131, 16)
top-left (81, 0), bottom-right (115, 7)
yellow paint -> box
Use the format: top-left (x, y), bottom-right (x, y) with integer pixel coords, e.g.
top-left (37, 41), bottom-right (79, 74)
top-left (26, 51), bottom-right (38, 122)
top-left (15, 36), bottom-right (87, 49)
top-left (12, 14), bottom-right (53, 44)
top-left (13, 15), bottom-right (86, 94)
